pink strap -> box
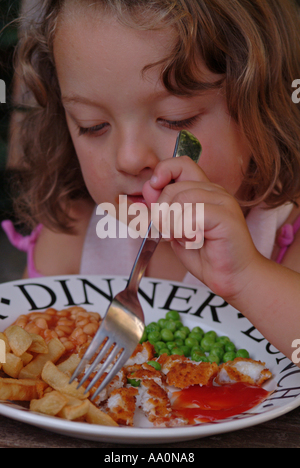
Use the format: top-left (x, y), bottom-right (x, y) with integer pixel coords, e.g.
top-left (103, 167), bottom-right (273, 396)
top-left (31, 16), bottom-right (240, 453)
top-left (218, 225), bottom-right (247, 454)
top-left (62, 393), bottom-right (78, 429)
top-left (1, 220), bottom-right (43, 278)
top-left (276, 215), bottom-right (300, 264)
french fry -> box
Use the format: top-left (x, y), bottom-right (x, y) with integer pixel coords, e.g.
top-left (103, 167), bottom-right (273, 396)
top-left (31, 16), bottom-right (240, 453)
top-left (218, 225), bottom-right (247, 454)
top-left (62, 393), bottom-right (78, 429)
top-left (57, 395), bottom-right (90, 420)
top-left (19, 352), bottom-right (33, 366)
top-left (85, 401), bottom-right (118, 426)
top-left (2, 353), bottom-right (23, 378)
top-left (28, 334), bottom-right (48, 354)
top-left (0, 377), bottom-right (47, 401)
top-left (56, 354), bottom-right (81, 374)
top-left (18, 338), bottom-right (65, 380)
top-left (4, 326), bottom-right (32, 357)
top-left (30, 390), bottom-right (68, 416)
top-left (41, 361), bottom-right (89, 400)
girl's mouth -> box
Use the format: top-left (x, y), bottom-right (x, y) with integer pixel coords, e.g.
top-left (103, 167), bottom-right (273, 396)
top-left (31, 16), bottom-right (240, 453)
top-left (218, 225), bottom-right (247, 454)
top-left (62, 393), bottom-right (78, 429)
top-left (127, 194), bottom-right (147, 205)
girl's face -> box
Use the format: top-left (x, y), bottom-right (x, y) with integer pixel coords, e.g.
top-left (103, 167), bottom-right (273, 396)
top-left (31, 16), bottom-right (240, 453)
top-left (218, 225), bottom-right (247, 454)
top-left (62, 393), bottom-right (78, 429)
top-left (54, 9), bottom-right (251, 215)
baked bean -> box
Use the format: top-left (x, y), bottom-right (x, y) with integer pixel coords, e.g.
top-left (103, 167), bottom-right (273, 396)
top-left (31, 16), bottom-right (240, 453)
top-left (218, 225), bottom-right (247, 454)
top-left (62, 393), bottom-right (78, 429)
top-left (77, 334), bottom-right (88, 345)
top-left (15, 315), bottom-right (29, 328)
top-left (83, 323), bottom-right (98, 336)
top-left (45, 308), bottom-right (58, 316)
top-left (62, 340), bottom-right (74, 351)
top-left (76, 318), bottom-right (89, 327)
top-left (12, 307), bottom-right (101, 353)
top-left (57, 310), bottom-right (70, 317)
top-left (35, 318), bottom-right (48, 330)
top-left (56, 325), bottom-right (73, 335)
top-left (57, 318), bottom-right (74, 327)
top-left (70, 327), bottom-right (84, 340)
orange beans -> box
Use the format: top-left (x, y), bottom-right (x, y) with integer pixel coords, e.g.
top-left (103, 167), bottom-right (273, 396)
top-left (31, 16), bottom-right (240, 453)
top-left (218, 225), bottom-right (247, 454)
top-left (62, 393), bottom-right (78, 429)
top-left (12, 307), bottom-right (101, 353)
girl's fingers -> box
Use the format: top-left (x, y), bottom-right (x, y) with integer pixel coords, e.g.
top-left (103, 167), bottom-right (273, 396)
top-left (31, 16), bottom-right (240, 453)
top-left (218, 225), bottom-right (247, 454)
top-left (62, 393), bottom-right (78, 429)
top-left (143, 156), bottom-right (210, 205)
top-left (149, 184), bottom-right (237, 243)
top-left (152, 155), bottom-right (209, 186)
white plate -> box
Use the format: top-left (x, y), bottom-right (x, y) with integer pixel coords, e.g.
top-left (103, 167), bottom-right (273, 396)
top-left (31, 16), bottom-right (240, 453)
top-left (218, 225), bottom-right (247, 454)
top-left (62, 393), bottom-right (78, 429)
top-left (0, 274), bottom-right (300, 444)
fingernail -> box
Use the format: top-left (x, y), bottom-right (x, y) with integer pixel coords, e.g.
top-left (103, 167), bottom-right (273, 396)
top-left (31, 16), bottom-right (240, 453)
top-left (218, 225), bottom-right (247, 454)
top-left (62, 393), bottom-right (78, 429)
top-left (150, 174), bottom-right (158, 185)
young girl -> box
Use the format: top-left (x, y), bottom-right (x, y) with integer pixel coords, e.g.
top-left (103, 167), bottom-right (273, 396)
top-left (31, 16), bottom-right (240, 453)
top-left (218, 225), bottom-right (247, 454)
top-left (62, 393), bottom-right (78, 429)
top-left (3, 0), bottom-right (300, 362)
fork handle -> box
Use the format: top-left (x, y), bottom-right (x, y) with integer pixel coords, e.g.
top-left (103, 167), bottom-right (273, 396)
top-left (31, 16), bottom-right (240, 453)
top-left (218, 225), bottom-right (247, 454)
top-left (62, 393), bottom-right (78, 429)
top-left (126, 221), bottom-right (162, 293)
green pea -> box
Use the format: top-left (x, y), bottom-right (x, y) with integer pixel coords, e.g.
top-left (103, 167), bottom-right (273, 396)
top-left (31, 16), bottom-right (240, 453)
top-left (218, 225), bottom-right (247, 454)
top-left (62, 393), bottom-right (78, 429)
top-left (208, 353), bottom-right (220, 365)
top-left (147, 331), bottom-right (161, 343)
top-left (181, 345), bottom-right (192, 357)
top-left (174, 330), bottom-right (187, 340)
top-left (197, 355), bottom-right (209, 363)
top-left (191, 350), bottom-right (206, 362)
top-left (191, 345), bottom-right (204, 354)
top-left (210, 345), bottom-right (224, 360)
top-left (164, 320), bottom-right (177, 332)
top-left (204, 330), bottom-right (217, 342)
top-left (174, 320), bottom-right (184, 330)
top-left (157, 318), bottom-right (168, 329)
top-left (139, 329), bottom-right (148, 343)
top-left (166, 310), bottom-right (181, 321)
top-left (181, 326), bottom-right (191, 336)
top-left (158, 348), bottom-right (170, 356)
top-left (174, 338), bottom-right (184, 347)
top-left (201, 336), bottom-right (215, 352)
top-left (127, 378), bottom-right (141, 387)
top-left (189, 332), bottom-right (204, 343)
top-left (161, 329), bottom-right (174, 342)
top-left (185, 336), bottom-right (199, 348)
top-left (154, 341), bottom-right (166, 350)
top-left (191, 327), bottom-right (204, 338)
top-left (166, 341), bottom-right (177, 351)
top-left (225, 342), bottom-right (236, 353)
top-left (147, 361), bottom-right (162, 371)
top-left (146, 322), bottom-right (160, 334)
top-left (223, 351), bottom-right (236, 362)
top-left (216, 336), bottom-right (231, 345)
top-left (236, 349), bottom-right (250, 359)
top-left (171, 347), bottom-right (185, 356)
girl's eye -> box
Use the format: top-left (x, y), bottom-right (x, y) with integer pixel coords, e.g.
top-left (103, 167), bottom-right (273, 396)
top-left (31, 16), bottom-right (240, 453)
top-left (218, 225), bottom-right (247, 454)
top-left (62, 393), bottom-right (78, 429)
top-left (159, 115), bottom-right (200, 130)
top-left (78, 123), bottom-right (109, 136)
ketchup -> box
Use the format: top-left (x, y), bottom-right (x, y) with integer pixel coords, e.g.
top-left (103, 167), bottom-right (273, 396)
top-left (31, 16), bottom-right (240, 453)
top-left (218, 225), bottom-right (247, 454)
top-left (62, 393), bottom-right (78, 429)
top-left (172, 383), bottom-right (270, 424)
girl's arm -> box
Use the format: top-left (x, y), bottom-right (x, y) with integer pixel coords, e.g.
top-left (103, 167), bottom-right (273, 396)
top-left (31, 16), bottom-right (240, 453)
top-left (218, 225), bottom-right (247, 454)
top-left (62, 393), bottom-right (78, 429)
top-left (226, 254), bottom-right (300, 362)
top-left (143, 156), bottom-right (300, 362)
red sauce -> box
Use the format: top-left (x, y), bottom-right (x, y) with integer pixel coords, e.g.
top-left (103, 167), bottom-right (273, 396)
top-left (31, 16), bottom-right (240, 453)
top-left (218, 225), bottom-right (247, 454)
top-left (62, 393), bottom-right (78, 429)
top-left (172, 383), bottom-right (270, 424)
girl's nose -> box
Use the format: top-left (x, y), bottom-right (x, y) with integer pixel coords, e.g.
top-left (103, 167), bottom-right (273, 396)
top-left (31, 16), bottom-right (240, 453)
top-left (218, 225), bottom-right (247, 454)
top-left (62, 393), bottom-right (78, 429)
top-left (115, 132), bottom-right (160, 176)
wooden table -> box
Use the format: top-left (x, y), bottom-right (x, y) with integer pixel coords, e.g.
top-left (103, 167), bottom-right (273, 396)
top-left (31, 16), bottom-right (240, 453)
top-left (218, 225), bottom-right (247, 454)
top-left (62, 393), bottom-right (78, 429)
top-left (0, 405), bottom-right (299, 448)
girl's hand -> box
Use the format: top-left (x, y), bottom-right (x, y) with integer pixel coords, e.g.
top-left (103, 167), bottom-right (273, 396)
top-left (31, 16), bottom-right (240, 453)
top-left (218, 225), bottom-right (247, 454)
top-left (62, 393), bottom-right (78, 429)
top-left (142, 156), bottom-right (262, 301)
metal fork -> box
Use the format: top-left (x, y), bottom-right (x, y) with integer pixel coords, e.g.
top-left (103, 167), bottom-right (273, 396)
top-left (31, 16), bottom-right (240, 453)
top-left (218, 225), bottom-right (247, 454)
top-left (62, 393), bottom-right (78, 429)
top-left (70, 130), bottom-right (202, 401)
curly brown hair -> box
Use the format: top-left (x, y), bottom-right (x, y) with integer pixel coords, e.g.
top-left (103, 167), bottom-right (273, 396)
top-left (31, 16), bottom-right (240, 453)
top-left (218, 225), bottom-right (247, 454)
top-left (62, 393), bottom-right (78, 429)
top-left (9, 0), bottom-right (300, 232)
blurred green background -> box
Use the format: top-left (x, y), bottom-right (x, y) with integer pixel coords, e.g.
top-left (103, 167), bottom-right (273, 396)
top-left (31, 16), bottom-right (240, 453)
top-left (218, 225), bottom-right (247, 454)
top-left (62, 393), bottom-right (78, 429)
top-left (0, 0), bottom-right (20, 221)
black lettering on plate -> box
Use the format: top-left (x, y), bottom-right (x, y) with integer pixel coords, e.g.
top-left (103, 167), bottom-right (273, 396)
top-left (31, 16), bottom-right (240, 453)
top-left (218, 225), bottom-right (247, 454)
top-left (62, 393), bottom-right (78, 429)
top-left (192, 292), bottom-right (228, 323)
top-left (55, 278), bottom-right (114, 307)
top-left (241, 325), bottom-right (265, 343)
top-left (159, 284), bottom-right (198, 314)
top-left (138, 281), bottom-right (161, 308)
top-left (15, 283), bottom-right (57, 310)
